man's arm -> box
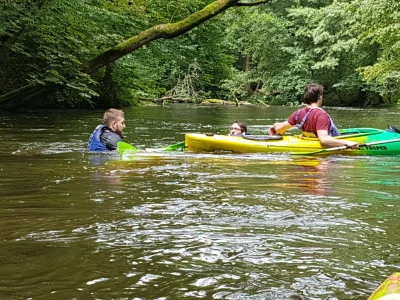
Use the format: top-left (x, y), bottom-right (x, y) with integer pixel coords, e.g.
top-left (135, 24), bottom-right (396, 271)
top-left (317, 130), bottom-right (358, 148)
top-left (269, 121), bottom-right (293, 135)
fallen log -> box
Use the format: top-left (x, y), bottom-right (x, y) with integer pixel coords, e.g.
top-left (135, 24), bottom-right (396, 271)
top-left (201, 99), bottom-right (254, 106)
top-left (153, 96), bottom-right (190, 103)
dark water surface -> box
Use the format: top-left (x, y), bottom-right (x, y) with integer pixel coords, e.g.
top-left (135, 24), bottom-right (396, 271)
top-left (1, 105), bottom-right (400, 299)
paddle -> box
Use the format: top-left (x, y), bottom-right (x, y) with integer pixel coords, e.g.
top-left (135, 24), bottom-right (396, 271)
top-left (118, 141), bottom-right (185, 155)
top-left (293, 138), bottom-right (400, 155)
top-left (117, 141), bottom-right (137, 155)
top-left (145, 141), bottom-right (186, 152)
top-left (165, 141), bottom-right (186, 151)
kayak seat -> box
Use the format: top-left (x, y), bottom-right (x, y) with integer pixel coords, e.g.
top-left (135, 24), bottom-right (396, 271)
top-left (243, 135), bottom-right (283, 141)
top-left (387, 125), bottom-right (400, 134)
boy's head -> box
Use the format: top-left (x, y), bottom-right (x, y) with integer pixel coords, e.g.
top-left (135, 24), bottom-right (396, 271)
top-left (103, 109), bottom-right (125, 136)
top-left (304, 83), bottom-right (324, 105)
top-left (230, 121), bottom-right (247, 135)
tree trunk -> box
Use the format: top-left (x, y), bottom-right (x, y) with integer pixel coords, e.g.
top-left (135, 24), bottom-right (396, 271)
top-left (242, 55), bottom-right (250, 72)
top-left (0, 82), bottom-right (56, 110)
top-left (96, 64), bottom-right (118, 108)
top-left (152, 96), bottom-right (190, 103)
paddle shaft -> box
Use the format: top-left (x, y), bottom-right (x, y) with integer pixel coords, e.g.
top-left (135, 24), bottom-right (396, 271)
top-left (146, 141), bottom-right (185, 152)
top-left (118, 141), bottom-right (185, 154)
top-left (302, 138), bottom-right (400, 155)
top-left (165, 141), bottom-right (185, 151)
top-left (327, 139), bottom-right (400, 152)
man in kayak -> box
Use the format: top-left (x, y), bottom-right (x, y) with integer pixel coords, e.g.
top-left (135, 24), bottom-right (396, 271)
top-left (88, 108), bottom-right (126, 151)
top-left (268, 83), bottom-right (359, 148)
top-left (229, 121), bottom-right (248, 136)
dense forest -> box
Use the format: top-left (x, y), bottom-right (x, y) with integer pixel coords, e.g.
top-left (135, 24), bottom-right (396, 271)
top-left (0, 0), bottom-right (399, 110)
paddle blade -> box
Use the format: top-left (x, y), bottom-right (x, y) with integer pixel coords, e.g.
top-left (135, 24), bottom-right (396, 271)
top-left (165, 141), bottom-right (186, 151)
top-left (117, 141), bottom-right (137, 155)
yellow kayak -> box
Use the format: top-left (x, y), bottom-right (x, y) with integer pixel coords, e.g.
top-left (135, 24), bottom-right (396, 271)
top-left (368, 273), bottom-right (400, 300)
top-left (185, 128), bottom-right (400, 155)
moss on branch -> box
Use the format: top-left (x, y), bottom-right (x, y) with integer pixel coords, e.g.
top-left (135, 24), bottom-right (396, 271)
top-left (83, 0), bottom-right (270, 74)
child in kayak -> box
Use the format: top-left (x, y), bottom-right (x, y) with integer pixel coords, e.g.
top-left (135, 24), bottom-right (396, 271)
top-left (88, 109), bottom-right (126, 151)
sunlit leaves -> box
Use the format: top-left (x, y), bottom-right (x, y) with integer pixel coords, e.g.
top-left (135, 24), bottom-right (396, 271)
top-left (223, 0), bottom-right (396, 106)
top-left (350, 0), bottom-right (400, 103)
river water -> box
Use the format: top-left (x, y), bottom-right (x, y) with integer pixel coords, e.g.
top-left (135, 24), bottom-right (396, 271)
top-left (0, 105), bottom-right (399, 299)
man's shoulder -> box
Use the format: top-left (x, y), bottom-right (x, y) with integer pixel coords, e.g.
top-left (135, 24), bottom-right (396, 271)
top-left (311, 108), bottom-right (329, 117)
top-left (100, 130), bottom-right (123, 150)
top-left (287, 109), bottom-right (301, 124)
top-left (101, 130), bottom-right (121, 139)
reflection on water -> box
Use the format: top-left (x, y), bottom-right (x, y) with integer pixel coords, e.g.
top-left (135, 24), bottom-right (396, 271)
top-left (291, 158), bottom-right (334, 196)
top-left (0, 106), bottom-right (400, 299)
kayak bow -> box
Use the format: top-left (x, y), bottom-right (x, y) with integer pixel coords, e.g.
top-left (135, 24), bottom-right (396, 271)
top-left (368, 273), bottom-right (400, 300)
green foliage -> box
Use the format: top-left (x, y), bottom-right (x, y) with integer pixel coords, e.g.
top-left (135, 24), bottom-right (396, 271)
top-left (223, 6), bottom-right (314, 105)
top-left (1, 0), bottom-right (400, 108)
top-left (0, 0), bottom-right (137, 106)
top-left (0, 0), bottom-right (235, 108)
top-left (220, 69), bottom-right (251, 101)
top-left (350, 0), bottom-right (400, 104)
top-left (223, 0), bottom-right (397, 107)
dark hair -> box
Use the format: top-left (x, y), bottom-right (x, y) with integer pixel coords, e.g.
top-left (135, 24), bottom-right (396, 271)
top-left (304, 83), bottom-right (324, 104)
top-left (234, 120), bottom-right (247, 133)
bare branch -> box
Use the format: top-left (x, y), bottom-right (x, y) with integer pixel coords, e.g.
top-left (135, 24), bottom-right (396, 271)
top-left (236, 0), bottom-right (271, 7)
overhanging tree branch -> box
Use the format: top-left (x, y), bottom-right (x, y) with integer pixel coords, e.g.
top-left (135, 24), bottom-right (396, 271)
top-left (83, 0), bottom-right (271, 74)
top-left (0, 0), bottom-right (272, 110)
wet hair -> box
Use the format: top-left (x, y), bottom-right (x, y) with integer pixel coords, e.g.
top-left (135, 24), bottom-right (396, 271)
top-left (102, 108), bottom-right (124, 126)
top-left (234, 120), bottom-right (247, 133)
top-left (304, 83), bottom-right (324, 105)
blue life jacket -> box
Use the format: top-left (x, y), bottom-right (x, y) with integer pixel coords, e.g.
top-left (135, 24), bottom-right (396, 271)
top-left (88, 125), bottom-right (110, 152)
top-left (295, 107), bottom-right (341, 137)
